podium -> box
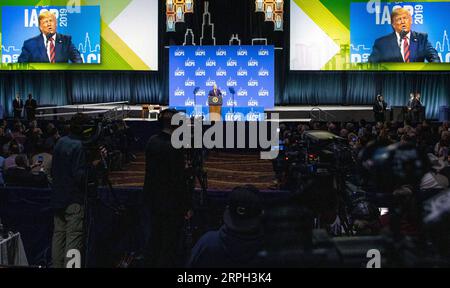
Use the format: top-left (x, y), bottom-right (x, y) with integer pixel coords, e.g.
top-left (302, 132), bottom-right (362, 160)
top-left (209, 106), bottom-right (222, 121)
top-left (208, 95), bottom-right (223, 121)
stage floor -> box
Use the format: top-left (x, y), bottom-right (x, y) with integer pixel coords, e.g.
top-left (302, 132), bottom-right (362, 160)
top-left (36, 102), bottom-right (377, 122)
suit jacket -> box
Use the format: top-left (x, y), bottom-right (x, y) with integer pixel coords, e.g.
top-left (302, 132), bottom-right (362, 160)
top-left (13, 99), bottom-right (23, 111)
top-left (368, 31), bottom-right (441, 63)
top-left (373, 100), bottom-right (387, 113)
top-left (18, 33), bottom-right (83, 63)
top-left (411, 98), bottom-right (423, 110)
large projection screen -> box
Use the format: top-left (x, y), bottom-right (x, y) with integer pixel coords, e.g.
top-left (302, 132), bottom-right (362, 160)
top-left (290, 0), bottom-right (450, 71)
top-left (0, 0), bottom-right (158, 71)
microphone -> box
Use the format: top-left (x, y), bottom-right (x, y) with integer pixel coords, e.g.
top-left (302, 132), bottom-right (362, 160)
top-left (400, 27), bottom-right (408, 39)
top-left (193, 87), bottom-right (200, 95)
top-left (46, 33), bottom-right (55, 41)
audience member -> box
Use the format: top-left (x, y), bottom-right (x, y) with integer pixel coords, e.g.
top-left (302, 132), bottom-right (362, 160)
top-left (187, 185), bottom-right (264, 268)
top-left (4, 154), bottom-right (48, 187)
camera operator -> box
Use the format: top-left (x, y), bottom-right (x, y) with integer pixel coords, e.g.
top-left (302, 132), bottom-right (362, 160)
top-left (51, 113), bottom-right (96, 268)
top-left (143, 109), bottom-right (192, 267)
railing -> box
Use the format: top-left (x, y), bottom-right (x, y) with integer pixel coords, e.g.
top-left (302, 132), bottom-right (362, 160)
top-left (310, 107), bottom-right (337, 122)
top-left (36, 101), bottom-right (132, 121)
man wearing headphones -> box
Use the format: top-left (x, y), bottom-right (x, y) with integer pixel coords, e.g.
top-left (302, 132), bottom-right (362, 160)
top-left (143, 109), bottom-right (192, 267)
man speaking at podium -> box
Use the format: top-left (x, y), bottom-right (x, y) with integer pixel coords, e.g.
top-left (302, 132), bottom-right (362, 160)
top-left (18, 11), bottom-right (83, 63)
top-left (208, 84), bottom-right (223, 121)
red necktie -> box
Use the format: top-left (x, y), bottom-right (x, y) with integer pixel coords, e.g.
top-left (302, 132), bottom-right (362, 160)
top-left (49, 38), bottom-right (56, 63)
top-left (403, 36), bottom-right (410, 63)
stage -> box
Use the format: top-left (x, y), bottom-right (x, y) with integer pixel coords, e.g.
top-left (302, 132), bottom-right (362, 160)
top-left (35, 102), bottom-right (380, 123)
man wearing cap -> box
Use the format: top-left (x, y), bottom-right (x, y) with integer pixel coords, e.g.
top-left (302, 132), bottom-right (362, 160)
top-left (187, 185), bottom-right (264, 268)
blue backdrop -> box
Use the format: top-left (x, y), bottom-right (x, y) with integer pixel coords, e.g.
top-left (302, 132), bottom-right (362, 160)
top-left (1, 6), bottom-right (100, 64)
top-left (351, 2), bottom-right (450, 63)
top-left (169, 45), bottom-right (274, 120)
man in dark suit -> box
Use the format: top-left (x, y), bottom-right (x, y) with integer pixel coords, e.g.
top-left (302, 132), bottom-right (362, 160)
top-left (373, 94), bottom-right (387, 123)
top-left (411, 92), bottom-right (424, 122)
top-left (368, 8), bottom-right (440, 63)
top-left (13, 93), bottom-right (24, 119)
top-left (25, 93), bottom-right (38, 121)
top-left (208, 84), bottom-right (223, 121)
top-left (18, 11), bottom-right (82, 63)
top-left (208, 84), bottom-right (223, 103)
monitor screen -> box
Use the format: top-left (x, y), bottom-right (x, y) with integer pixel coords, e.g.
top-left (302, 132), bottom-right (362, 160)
top-left (1, 0), bottom-right (158, 71)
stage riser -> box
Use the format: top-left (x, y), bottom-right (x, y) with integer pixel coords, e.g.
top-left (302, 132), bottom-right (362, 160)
top-left (266, 109), bottom-right (375, 122)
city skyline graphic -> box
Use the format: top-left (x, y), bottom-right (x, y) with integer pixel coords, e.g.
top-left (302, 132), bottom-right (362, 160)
top-left (177, 1), bottom-right (280, 49)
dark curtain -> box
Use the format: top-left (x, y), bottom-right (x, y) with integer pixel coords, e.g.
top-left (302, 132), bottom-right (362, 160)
top-left (0, 0), bottom-right (449, 119)
top-left (0, 72), bottom-right (69, 116)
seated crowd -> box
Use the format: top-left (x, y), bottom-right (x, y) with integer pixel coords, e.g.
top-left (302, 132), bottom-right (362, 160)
top-left (0, 118), bottom-right (134, 188)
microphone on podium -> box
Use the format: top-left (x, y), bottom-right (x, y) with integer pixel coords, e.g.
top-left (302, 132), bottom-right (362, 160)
top-left (193, 87), bottom-right (200, 95)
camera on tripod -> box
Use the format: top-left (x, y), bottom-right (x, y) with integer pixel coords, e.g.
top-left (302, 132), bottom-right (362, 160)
top-left (284, 131), bottom-right (354, 187)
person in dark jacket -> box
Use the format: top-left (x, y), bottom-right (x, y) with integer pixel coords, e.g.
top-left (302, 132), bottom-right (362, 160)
top-left (51, 113), bottom-right (89, 268)
top-left (4, 154), bottom-right (48, 187)
top-left (143, 109), bottom-right (192, 267)
top-left (25, 93), bottom-right (38, 121)
top-left (187, 185), bottom-right (264, 268)
top-left (373, 94), bottom-right (387, 123)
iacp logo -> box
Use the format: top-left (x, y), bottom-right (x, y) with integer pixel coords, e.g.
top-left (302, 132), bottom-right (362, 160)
top-left (205, 78), bottom-right (216, 87)
top-left (227, 77), bottom-right (238, 87)
top-left (237, 48), bottom-right (248, 56)
top-left (195, 68), bottom-right (206, 76)
top-left (258, 67), bottom-right (269, 76)
top-left (206, 58), bottom-right (217, 67)
top-left (227, 58), bottom-right (238, 67)
top-left (185, 58), bottom-right (196, 67)
top-left (184, 78), bottom-right (196, 87)
top-left (258, 88), bottom-right (269, 97)
top-left (248, 78), bottom-right (259, 87)
top-left (174, 48), bottom-right (185, 56)
top-left (248, 98), bottom-right (259, 106)
top-left (226, 112), bottom-right (244, 121)
top-left (195, 89), bottom-right (206, 97)
top-left (216, 68), bottom-right (227, 77)
top-left (195, 48), bottom-right (206, 56)
top-left (227, 98), bottom-right (237, 107)
top-left (248, 58), bottom-right (258, 67)
top-left (174, 88), bottom-right (185, 97)
top-left (246, 111), bottom-right (261, 121)
top-left (174, 68), bottom-right (185, 76)
top-left (237, 67), bottom-right (248, 77)
top-left (216, 48), bottom-right (227, 56)
top-left (237, 88), bottom-right (248, 96)
top-left (258, 47), bottom-right (269, 56)
top-left (184, 97), bottom-right (195, 106)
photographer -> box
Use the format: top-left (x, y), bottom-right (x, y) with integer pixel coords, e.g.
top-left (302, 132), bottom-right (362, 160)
top-left (51, 113), bottom-right (91, 268)
top-left (143, 109), bottom-right (192, 267)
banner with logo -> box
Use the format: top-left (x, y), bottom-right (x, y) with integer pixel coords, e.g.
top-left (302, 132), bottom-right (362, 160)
top-left (169, 45), bottom-right (274, 120)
